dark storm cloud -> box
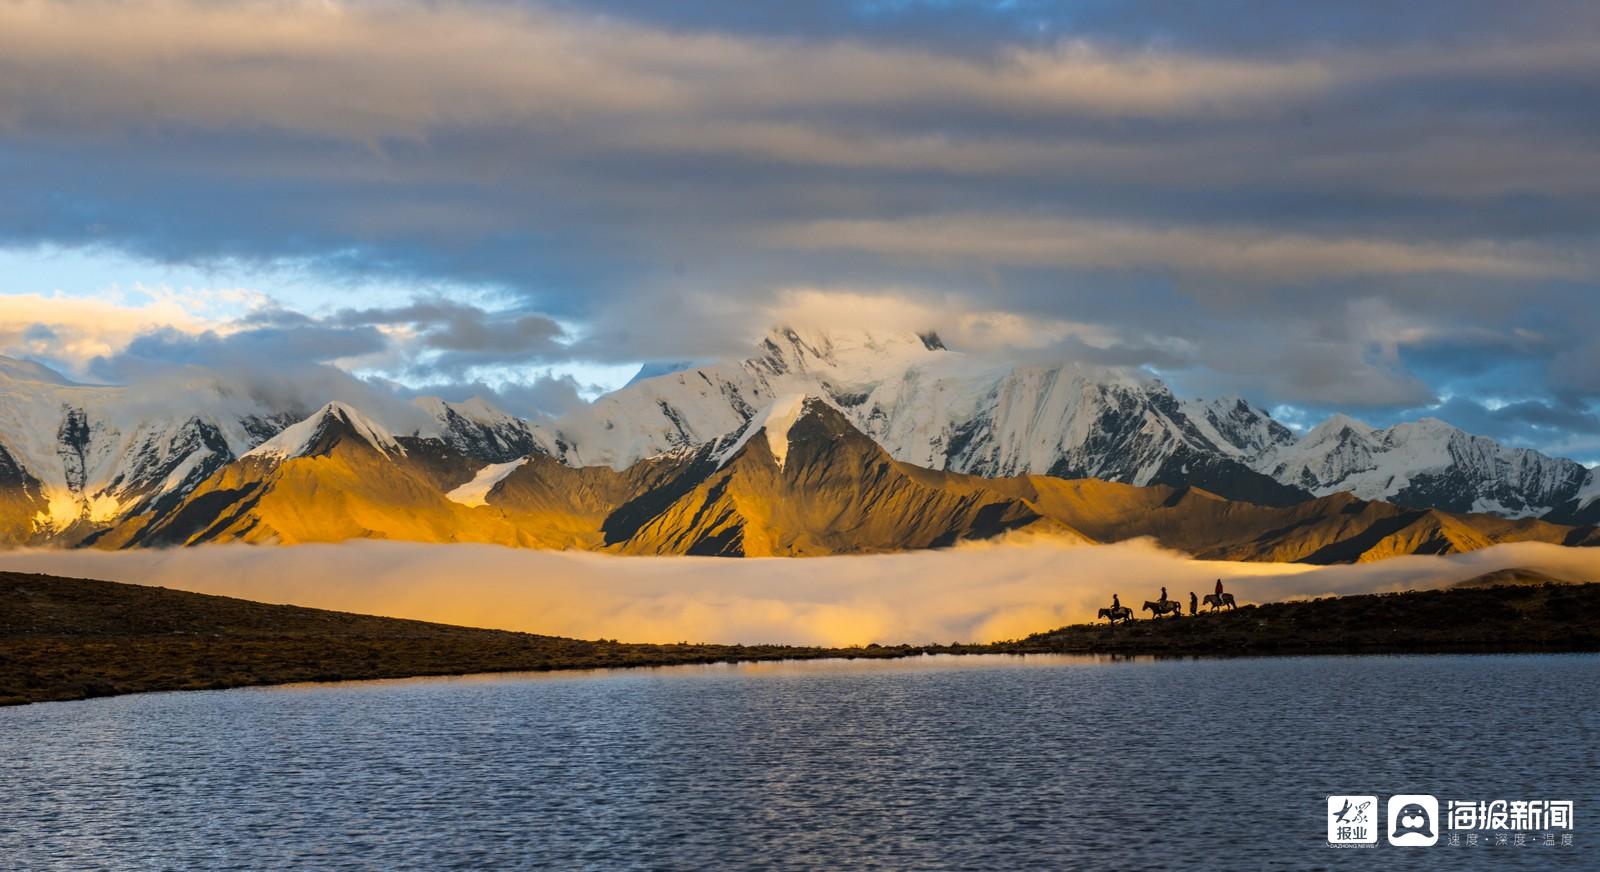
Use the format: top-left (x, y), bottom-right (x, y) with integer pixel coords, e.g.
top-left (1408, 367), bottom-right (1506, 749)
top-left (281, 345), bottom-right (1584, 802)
top-left (90, 322), bottom-right (387, 382)
top-left (84, 306), bottom-right (584, 426)
top-left (1437, 398), bottom-right (1600, 439)
top-left (330, 299), bottom-right (570, 375)
top-left (90, 300), bottom-right (577, 395)
top-left (2, 1), bottom-right (1600, 457)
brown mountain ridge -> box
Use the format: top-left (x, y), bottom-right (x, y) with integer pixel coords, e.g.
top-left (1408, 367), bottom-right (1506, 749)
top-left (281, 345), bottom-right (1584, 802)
top-left (22, 397), bottom-right (1600, 562)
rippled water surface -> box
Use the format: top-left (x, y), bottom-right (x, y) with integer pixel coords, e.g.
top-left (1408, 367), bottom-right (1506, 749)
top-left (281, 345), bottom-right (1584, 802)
top-left (2, 653), bottom-right (1596, 870)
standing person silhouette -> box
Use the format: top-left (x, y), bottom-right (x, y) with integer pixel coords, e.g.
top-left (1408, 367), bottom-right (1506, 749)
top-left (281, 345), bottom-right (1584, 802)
top-left (1189, 591), bottom-right (1198, 615)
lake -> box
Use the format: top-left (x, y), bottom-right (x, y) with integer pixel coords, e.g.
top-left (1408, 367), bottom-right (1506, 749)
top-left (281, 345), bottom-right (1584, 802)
top-left (1, 653), bottom-right (1594, 869)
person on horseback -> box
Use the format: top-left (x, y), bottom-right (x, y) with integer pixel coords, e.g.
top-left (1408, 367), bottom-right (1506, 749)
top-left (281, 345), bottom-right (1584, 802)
top-left (1159, 585), bottom-right (1168, 605)
top-left (1112, 593), bottom-right (1121, 611)
top-left (1215, 578), bottom-right (1224, 598)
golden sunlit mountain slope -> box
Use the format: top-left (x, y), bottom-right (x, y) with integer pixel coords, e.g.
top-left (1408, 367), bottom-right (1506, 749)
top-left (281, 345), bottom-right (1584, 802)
top-left (994, 478), bottom-right (1596, 563)
top-left (0, 447), bottom-right (48, 546)
top-left (93, 405), bottom-right (532, 549)
top-left (617, 398), bottom-right (1079, 556)
top-left (34, 396), bottom-right (1600, 563)
top-left (481, 450), bottom-right (713, 550)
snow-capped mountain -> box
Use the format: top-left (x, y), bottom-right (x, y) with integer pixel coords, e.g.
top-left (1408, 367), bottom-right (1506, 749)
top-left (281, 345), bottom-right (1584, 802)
top-left (617, 395), bottom-right (1069, 556)
top-left (541, 327), bottom-right (1306, 504)
top-left (0, 360), bottom-right (298, 533)
top-left (1545, 476), bottom-right (1600, 526)
top-left (82, 389), bottom-right (1600, 560)
top-left (245, 402), bottom-right (405, 462)
top-left (712, 393), bottom-right (813, 470)
top-left (1255, 414), bottom-right (1591, 517)
top-left (536, 326), bottom-right (1593, 518)
top-left (0, 324), bottom-right (1594, 547)
top-left (413, 396), bottom-right (549, 463)
top-left (0, 357), bottom-right (550, 541)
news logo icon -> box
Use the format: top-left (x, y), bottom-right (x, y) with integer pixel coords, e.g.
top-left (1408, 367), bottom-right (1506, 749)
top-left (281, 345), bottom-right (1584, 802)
top-left (1387, 795), bottom-right (1439, 846)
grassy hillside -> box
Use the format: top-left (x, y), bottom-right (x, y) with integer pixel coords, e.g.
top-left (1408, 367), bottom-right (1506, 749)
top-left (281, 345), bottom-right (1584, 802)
top-left (1006, 581), bottom-right (1600, 655)
top-left (0, 571), bottom-right (902, 706)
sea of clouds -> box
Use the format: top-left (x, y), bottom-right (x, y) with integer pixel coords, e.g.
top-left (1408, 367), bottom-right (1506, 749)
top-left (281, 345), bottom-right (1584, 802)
top-left (3, 537), bottom-right (1597, 646)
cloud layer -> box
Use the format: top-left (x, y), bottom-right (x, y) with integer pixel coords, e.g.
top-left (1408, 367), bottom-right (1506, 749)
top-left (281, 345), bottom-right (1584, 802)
top-left (3, 538), bottom-right (1596, 646)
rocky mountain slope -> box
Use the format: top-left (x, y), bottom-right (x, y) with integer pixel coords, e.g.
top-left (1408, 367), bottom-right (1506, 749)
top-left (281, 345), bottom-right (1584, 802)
top-left (16, 391), bottom-right (1591, 562)
top-left (535, 327), bottom-right (1593, 517)
top-left (615, 397), bottom-right (1077, 556)
top-left (542, 327), bottom-right (1308, 506)
top-left (0, 360), bottom-right (555, 545)
top-left (1254, 414), bottom-right (1590, 517)
top-left (90, 403), bottom-right (530, 549)
top-left (0, 325), bottom-right (1595, 554)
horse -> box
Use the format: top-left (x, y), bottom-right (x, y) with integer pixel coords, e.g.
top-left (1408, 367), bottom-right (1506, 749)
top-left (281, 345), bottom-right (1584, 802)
top-left (1143, 599), bottom-right (1183, 619)
top-left (1097, 606), bottom-right (1133, 624)
top-left (1203, 592), bottom-right (1237, 611)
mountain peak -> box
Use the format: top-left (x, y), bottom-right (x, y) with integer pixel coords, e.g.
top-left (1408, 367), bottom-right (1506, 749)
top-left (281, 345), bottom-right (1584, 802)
top-left (715, 394), bottom-right (831, 470)
top-left (752, 325), bottom-right (949, 380)
top-left (1399, 417), bottom-right (1460, 434)
top-left (1307, 413), bottom-right (1376, 440)
top-left (244, 401), bottom-right (403, 461)
top-left (0, 355), bottom-right (74, 385)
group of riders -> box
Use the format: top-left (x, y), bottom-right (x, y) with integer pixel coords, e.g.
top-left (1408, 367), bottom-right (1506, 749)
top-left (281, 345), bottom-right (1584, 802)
top-left (1098, 579), bottom-right (1237, 623)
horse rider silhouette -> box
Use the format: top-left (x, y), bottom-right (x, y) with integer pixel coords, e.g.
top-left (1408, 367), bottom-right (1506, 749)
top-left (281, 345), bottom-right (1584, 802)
top-left (1099, 593), bottom-right (1133, 624)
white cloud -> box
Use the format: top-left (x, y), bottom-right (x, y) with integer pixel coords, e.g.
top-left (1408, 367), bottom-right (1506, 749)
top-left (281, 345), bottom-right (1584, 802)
top-left (0, 288), bottom-right (244, 376)
top-left (763, 288), bottom-right (1119, 353)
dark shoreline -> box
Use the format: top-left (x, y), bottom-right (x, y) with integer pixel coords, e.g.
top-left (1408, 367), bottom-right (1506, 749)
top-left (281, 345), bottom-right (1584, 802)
top-left (3, 572), bottom-right (1598, 706)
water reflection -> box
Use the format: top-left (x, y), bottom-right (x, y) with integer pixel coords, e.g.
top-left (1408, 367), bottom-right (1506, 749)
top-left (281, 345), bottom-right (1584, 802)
top-left (1, 654), bottom-right (1595, 870)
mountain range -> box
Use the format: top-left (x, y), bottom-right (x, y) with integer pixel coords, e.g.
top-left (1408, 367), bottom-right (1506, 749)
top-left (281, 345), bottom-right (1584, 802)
top-left (2, 327), bottom-right (1597, 561)
top-left (535, 328), bottom-right (1600, 519)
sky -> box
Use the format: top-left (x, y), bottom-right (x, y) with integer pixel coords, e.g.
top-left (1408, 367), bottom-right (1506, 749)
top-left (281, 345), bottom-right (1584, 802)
top-left (2, 1), bottom-right (1599, 459)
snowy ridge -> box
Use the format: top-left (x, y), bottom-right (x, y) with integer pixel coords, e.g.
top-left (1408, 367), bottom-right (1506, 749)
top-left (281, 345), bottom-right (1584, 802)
top-left (1254, 415), bottom-right (1588, 516)
top-left (715, 394), bottom-right (814, 470)
top-left (0, 354), bottom-right (560, 537)
top-left (415, 396), bottom-right (550, 463)
top-left (244, 402), bottom-right (404, 461)
top-left (541, 327), bottom-right (1298, 503)
top-left (547, 326), bottom-right (944, 469)
top-left (0, 330), bottom-right (1593, 541)
top-left (0, 359), bottom-right (292, 531)
top-left (1574, 474), bottom-right (1600, 511)
top-left (531, 327), bottom-right (1589, 517)
top-left (1181, 396), bottom-right (1297, 458)
top-left (445, 457), bottom-right (530, 506)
